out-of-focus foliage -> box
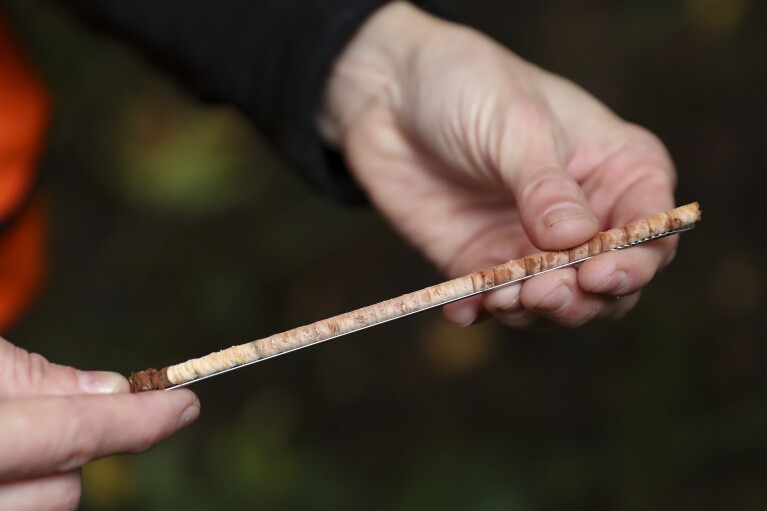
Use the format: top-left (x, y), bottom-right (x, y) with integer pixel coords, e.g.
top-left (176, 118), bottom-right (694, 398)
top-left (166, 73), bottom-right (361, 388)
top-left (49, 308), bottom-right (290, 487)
top-left (4, 0), bottom-right (767, 509)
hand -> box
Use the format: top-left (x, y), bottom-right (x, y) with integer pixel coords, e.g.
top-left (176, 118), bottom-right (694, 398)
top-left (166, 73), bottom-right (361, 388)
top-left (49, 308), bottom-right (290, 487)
top-left (319, 2), bottom-right (677, 328)
top-left (0, 337), bottom-right (199, 511)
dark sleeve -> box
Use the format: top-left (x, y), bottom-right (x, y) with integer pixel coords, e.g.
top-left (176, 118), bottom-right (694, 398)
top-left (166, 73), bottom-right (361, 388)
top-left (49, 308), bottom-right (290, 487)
top-left (62, 0), bottom-right (451, 204)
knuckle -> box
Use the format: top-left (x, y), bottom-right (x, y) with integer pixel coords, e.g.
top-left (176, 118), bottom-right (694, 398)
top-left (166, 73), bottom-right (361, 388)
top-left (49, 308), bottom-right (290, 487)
top-left (512, 101), bottom-right (553, 128)
top-left (622, 123), bottom-right (666, 152)
top-left (496, 103), bottom-right (562, 173)
top-left (7, 348), bottom-right (49, 389)
top-left (499, 103), bottom-right (555, 148)
top-left (518, 170), bottom-right (552, 202)
top-left (26, 353), bottom-right (73, 392)
top-left (622, 124), bottom-right (677, 177)
top-left (518, 167), bottom-right (577, 206)
top-left (5, 346), bottom-right (80, 396)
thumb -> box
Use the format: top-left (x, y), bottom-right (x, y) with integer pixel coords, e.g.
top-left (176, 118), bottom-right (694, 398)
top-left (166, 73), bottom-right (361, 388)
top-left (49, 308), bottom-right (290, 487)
top-left (0, 337), bottom-right (129, 399)
top-left (511, 166), bottom-right (599, 250)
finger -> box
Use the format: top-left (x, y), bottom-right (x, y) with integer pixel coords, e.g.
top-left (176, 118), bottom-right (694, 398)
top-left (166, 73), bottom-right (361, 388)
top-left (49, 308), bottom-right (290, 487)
top-left (577, 241), bottom-right (675, 297)
top-left (510, 166), bottom-right (599, 250)
top-left (580, 156), bottom-right (677, 297)
top-left (482, 285), bottom-right (537, 329)
top-left (519, 268), bottom-right (641, 327)
top-left (0, 389), bottom-right (199, 479)
top-left (494, 97), bottom-right (598, 250)
top-left (607, 169), bottom-right (677, 267)
top-left (443, 295), bottom-right (484, 326)
top-left (586, 126), bottom-right (676, 246)
top-left (441, 234), bottom-right (526, 327)
top-left (0, 337), bottom-right (130, 398)
top-left (0, 471), bottom-right (81, 511)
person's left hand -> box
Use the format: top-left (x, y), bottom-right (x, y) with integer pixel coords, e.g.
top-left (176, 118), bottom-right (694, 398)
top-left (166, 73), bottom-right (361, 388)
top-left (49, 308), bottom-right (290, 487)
top-left (318, 2), bottom-right (677, 329)
top-left (0, 337), bottom-right (199, 510)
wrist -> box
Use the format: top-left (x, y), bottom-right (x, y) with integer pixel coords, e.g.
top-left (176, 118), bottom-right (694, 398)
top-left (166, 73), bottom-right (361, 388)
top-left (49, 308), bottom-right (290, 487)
top-left (316, 2), bottom-right (445, 147)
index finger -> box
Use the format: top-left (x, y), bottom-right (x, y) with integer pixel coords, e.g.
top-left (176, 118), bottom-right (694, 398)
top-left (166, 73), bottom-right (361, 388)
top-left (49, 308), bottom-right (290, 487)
top-left (579, 164), bottom-right (678, 296)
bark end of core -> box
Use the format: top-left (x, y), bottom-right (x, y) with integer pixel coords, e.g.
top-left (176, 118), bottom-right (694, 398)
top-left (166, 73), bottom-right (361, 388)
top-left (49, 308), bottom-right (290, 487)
top-left (129, 367), bottom-right (171, 393)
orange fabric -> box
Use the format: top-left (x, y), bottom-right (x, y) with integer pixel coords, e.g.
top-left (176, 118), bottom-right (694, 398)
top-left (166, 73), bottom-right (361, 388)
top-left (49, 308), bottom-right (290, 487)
top-left (0, 13), bottom-right (50, 332)
top-left (0, 194), bottom-right (46, 332)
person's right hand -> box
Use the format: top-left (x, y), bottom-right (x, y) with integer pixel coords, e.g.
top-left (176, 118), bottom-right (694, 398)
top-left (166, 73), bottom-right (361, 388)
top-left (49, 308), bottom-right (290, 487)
top-left (0, 336), bottom-right (199, 511)
top-left (319, 2), bottom-right (677, 329)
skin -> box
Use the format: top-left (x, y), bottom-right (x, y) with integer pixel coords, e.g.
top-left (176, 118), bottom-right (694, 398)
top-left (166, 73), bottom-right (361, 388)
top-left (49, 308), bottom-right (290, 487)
top-left (3, 2), bottom-right (677, 508)
top-left (0, 337), bottom-right (199, 510)
top-left (319, 2), bottom-right (677, 328)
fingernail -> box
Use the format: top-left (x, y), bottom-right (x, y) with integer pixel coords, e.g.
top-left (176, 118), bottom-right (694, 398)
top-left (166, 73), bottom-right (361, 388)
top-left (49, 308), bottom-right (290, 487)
top-left (485, 285), bottom-right (521, 312)
top-left (447, 304), bottom-right (479, 327)
top-left (179, 399), bottom-right (201, 427)
top-left (534, 286), bottom-right (572, 314)
top-left (608, 270), bottom-right (628, 293)
top-left (79, 371), bottom-right (129, 394)
top-left (456, 314), bottom-right (477, 327)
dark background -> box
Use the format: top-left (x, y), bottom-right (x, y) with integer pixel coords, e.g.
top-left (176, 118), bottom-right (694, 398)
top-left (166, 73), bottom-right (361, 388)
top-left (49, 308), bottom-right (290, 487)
top-left (5, 0), bottom-right (767, 509)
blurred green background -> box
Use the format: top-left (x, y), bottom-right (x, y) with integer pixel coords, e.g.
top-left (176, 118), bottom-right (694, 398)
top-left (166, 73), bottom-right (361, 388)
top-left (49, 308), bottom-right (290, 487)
top-left (4, 0), bottom-right (767, 509)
